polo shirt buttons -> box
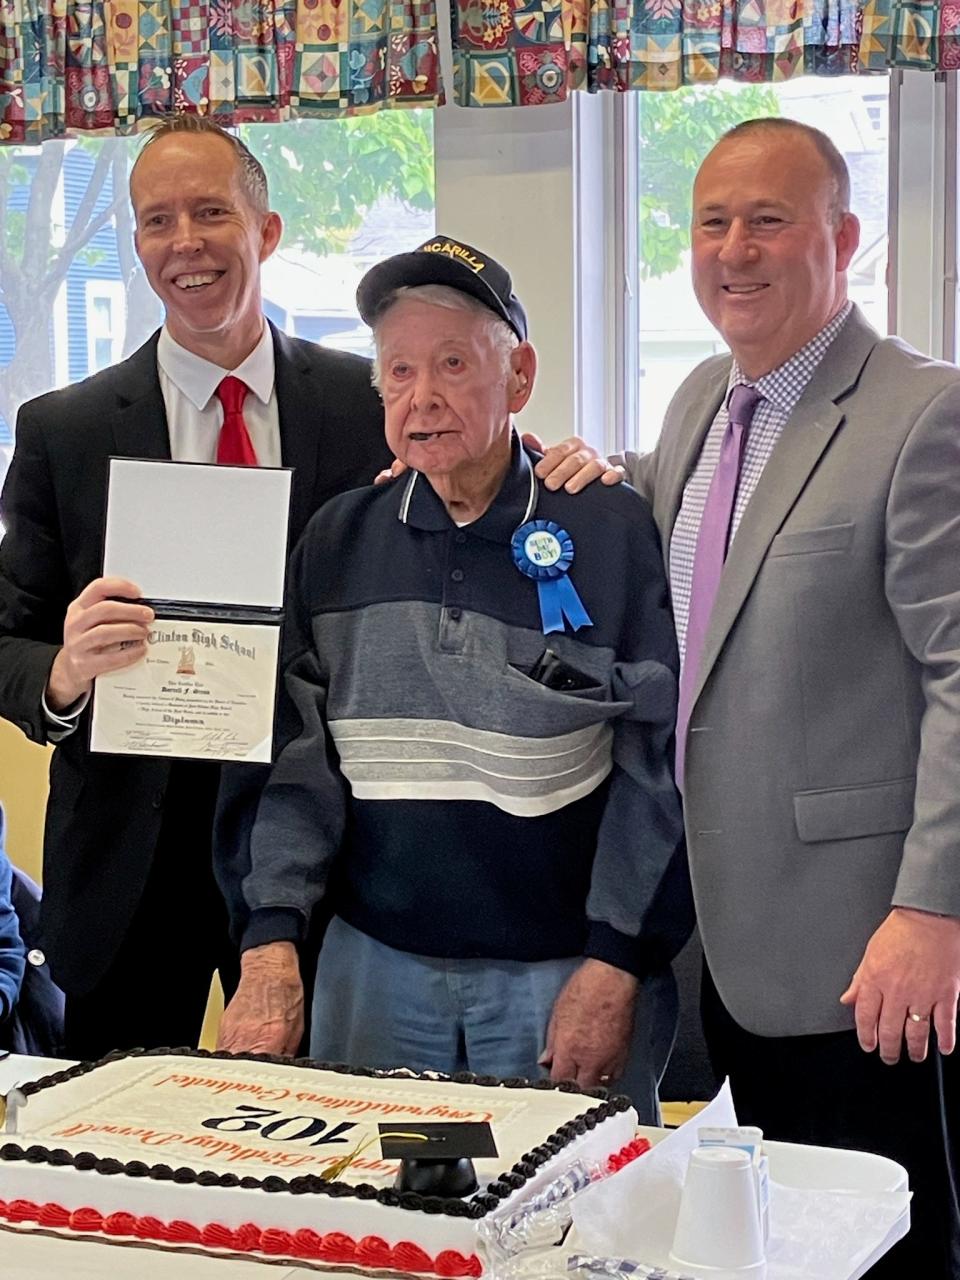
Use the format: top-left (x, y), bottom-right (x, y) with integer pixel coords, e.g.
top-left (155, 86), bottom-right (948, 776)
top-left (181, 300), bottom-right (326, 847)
top-left (455, 532), bottom-right (467, 545)
top-left (450, 569), bottom-right (464, 583)
top-left (449, 607), bottom-right (462, 621)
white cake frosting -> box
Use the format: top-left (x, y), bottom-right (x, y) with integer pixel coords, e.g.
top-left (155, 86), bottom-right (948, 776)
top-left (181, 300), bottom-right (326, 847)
top-left (0, 1050), bottom-right (638, 1275)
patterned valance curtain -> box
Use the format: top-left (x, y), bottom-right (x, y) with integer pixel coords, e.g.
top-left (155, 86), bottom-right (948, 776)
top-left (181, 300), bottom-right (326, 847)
top-left (451, 0), bottom-right (960, 106)
top-left (0, 0), bottom-right (441, 144)
top-left (859, 0), bottom-right (960, 71)
top-left (0, 0), bottom-right (955, 135)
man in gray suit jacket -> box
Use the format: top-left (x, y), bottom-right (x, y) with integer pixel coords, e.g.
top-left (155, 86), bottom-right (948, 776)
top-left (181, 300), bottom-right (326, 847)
top-left (539, 119), bottom-right (959, 1276)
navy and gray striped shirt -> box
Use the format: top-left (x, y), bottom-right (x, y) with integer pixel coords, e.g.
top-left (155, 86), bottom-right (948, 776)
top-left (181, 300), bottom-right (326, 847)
top-left (241, 441), bottom-right (691, 976)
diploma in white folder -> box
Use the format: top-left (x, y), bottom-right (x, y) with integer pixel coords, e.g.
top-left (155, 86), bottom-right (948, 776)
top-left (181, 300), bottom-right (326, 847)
top-left (90, 458), bottom-right (292, 764)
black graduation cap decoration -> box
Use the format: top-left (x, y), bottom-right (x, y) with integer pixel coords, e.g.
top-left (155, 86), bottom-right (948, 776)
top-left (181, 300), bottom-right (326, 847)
top-left (379, 1122), bottom-right (498, 1198)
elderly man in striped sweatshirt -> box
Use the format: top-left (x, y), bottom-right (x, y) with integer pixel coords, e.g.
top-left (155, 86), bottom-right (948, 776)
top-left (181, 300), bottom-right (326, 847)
top-left (217, 238), bottom-right (690, 1120)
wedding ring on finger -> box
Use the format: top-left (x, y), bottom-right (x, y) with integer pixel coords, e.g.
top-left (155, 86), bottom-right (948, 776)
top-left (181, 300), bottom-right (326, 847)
top-left (907, 1011), bottom-right (931, 1023)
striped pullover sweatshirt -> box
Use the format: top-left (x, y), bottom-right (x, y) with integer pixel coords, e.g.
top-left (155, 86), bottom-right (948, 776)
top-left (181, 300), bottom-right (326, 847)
top-left (241, 441), bottom-right (691, 977)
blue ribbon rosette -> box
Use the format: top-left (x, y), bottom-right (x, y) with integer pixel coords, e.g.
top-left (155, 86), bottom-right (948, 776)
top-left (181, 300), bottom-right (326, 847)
top-left (511, 519), bottom-right (593, 635)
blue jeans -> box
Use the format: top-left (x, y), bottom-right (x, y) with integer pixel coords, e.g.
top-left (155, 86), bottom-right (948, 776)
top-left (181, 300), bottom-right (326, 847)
top-left (310, 916), bottom-right (678, 1124)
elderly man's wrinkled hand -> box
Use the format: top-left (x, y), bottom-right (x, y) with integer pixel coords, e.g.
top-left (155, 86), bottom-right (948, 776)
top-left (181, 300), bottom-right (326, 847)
top-left (217, 941), bottom-right (304, 1057)
top-left (528, 436), bottom-right (625, 494)
top-left (540, 958), bottom-right (638, 1089)
top-left (840, 907), bottom-right (960, 1064)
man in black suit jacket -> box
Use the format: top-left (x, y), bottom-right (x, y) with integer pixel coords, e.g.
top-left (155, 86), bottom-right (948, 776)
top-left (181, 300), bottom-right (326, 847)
top-left (0, 117), bottom-right (390, 1059)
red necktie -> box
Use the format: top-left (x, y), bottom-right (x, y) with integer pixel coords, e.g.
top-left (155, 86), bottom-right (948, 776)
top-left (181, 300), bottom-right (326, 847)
top-left (215, 376), bottom-right (258, 466)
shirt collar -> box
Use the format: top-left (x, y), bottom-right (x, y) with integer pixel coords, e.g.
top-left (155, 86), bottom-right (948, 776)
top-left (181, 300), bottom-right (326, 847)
top-left (397, 431), bottom-right (537, 544)
top-left (727, 301), bottom-right (853, 414)
top-left (157, 323), bottom-right (276, 411)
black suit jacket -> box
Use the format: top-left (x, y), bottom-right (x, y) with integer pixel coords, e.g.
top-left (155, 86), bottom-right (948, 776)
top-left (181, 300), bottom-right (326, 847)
top-left (0, 324), bottom-right (390, 996)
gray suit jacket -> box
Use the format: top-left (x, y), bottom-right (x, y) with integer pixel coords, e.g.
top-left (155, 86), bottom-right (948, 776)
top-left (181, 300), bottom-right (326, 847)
top-left (623, 307), bottom-right (960, 1036)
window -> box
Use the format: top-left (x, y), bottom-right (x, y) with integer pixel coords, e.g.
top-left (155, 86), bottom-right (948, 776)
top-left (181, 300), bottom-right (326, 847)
top-left (0, 117), bottom-right (436, 491)
top-left (241, 117), bottom-right (436, 360)
top-left (624, 77), bottom-right (891, 452)
top-left (86, 283), bottom-right (127, 372)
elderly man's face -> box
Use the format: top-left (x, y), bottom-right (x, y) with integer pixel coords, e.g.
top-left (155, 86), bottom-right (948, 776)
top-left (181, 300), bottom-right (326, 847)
top-left (691, 130), bottom-right (860, 379)
top-left (378, 298), bottom-right (523, 477)
top-left (132, 133), bottom-right (281, 365)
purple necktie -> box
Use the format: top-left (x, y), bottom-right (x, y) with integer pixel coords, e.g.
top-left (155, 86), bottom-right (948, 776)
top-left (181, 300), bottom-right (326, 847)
top-left (675, 384), bottom-right (762, 792)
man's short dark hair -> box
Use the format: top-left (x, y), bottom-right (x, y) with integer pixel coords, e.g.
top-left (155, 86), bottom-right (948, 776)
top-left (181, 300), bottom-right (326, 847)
top-left (131, 117), bottom-right (269, 214)
top-left (719, 118), bottom-right (851, 224)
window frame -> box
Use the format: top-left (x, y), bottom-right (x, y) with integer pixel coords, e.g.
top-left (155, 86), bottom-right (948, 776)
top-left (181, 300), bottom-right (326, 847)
top-left (85, 279), bottom-right (127, 373)
top-left (603, 70), bottom-right (959, 455)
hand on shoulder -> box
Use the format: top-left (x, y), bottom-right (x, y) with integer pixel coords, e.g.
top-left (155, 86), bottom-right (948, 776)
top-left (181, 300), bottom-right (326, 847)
top-left (372, 437), bottom-right (626, 494)
top-left (527, 435), bottom-right (625, 493)
top-left (373, 458), bottom-right (407, 486)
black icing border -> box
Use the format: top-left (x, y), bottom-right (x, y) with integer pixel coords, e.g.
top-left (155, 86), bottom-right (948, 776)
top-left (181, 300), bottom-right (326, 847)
top-left (1, 1046), bottom-right (632, 1221)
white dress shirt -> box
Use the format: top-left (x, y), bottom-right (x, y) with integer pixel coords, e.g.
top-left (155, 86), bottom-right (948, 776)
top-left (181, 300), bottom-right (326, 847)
top-left (44, 322), bottom-right (282, 733)
top-left (157, 323), bottom-right (281, 466)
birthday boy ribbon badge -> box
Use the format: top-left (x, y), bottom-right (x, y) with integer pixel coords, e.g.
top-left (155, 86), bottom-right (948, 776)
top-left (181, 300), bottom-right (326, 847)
top-left (511, 519), bottom-right (593, 635)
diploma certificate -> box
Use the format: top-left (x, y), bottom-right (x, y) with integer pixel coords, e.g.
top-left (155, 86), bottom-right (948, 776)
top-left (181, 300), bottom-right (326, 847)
top-left (90, 619), bottom-right (280, 763)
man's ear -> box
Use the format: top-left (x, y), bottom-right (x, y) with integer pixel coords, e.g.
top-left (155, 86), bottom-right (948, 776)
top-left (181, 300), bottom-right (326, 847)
top-left (835, 211), bottom-right (860, 274)
top-left (259, 211), bottom-right (283, 263)
top-left (508, 342), bottom-right (537, 413)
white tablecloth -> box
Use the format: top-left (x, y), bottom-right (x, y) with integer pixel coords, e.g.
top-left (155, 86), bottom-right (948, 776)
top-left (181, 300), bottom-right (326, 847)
top-left (0, 1055), bottom-right (908, 1280)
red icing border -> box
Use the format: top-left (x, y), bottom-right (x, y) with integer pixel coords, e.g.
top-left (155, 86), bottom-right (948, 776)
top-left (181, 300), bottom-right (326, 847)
top-left (0, 1140), bottom-right (647, 1275)
top-left (0, 1198), bottom-right (483, 1277)
top-left (604, 1136), bottom-right (651, 1174)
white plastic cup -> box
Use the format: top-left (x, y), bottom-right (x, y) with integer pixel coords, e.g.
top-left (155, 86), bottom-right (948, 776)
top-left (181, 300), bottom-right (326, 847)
top-left (668, 1146), bottom-right (767, 1280)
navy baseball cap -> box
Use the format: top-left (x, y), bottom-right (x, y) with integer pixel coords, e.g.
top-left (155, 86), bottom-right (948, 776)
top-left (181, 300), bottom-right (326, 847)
top-left (357, 236), bottom-right (528, 341)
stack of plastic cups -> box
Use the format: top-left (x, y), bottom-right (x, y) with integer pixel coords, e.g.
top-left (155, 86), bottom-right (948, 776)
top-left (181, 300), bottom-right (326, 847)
top-left (668, 1146), bottom-right (767, 1280)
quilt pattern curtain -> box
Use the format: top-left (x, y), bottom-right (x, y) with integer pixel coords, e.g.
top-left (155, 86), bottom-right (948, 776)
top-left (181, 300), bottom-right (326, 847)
top-left (0, 0), bottom-right (441, 144)
top-left (859, 0), bottom-right (960, 70)
top-left (451, 0), bottom-right (959, 106)
top-left (0, 0), bottom-right (956, 137)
